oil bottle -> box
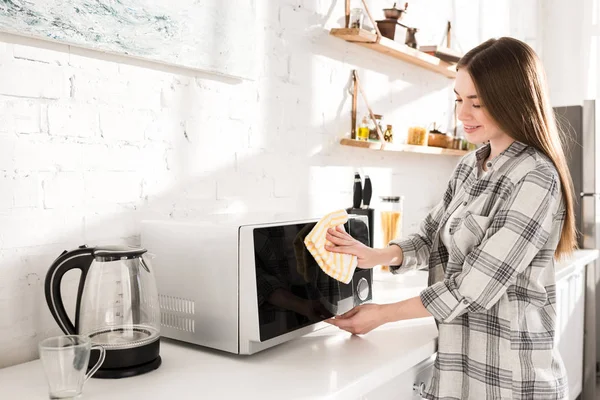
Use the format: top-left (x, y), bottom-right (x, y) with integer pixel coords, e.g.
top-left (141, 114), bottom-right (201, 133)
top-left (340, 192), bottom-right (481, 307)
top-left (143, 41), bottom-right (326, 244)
top-left (357, 116), bottom-right (369, 141)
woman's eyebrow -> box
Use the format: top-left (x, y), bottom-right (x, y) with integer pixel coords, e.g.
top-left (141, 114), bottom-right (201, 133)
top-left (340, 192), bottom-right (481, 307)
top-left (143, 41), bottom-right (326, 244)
top-left (453, 89), bottom-right (478, 99)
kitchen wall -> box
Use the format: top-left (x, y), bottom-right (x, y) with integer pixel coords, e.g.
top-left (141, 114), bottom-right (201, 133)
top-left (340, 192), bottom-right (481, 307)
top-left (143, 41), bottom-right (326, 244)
top-left (0, 0), bottom-right (540, 368)
top-left (541, 0), bottom-right (600, 106)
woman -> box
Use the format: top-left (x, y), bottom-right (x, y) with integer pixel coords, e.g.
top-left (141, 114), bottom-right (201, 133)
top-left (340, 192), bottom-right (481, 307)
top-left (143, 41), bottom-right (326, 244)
top-left (325, 37), bottom-right (576, 400)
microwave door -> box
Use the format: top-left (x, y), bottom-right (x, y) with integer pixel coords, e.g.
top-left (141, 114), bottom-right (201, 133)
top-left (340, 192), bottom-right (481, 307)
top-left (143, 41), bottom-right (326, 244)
top-left (313, 265), bottom-right (340, 316)
top-left (311, 260), bottom-right (356, 316)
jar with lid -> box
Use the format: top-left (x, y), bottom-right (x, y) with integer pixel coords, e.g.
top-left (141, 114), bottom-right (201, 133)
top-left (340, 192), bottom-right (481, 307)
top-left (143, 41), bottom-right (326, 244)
top-left (379, 196), bottom-right (404, 272)
top-left (368, 114), bottom-right (383, 142)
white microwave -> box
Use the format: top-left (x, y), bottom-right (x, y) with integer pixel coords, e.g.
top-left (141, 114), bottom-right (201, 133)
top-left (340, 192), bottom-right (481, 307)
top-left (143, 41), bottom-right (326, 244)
top-left (140, 215), bottom-right (373, 355)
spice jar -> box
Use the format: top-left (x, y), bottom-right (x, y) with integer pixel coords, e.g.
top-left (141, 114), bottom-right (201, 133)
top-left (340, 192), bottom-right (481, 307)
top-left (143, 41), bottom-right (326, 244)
top-left (407, 126), bottom-right (428, 146)
top-left (350, 8), bottom-right (365, 29)
top-left (383, 124), bottom-right (394, 143)
top-left (368, 114), bottom-right (383, 142)
top-left (379, 195), bottom-right (403, 272)
top-left (460, 138), bottom-right (470, 151)
top-left (451, 137), bottom-right (463, 150)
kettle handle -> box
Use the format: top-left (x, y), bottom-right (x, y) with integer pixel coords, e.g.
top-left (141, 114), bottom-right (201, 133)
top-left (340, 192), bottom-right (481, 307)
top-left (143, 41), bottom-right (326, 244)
top-left (44, 247), bottom-right (95, 335)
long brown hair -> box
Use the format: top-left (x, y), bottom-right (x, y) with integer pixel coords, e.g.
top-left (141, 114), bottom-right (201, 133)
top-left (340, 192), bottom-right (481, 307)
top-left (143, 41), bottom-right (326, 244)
top-left (457, 37), bottom-right (576, 258)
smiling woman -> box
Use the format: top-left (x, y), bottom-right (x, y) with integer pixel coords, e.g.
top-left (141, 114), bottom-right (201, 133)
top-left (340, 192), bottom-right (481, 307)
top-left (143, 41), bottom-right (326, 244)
top-left (455, 38), bottom-right (576, 256)
top-left (453, 71), bottom-right (518, 168)
top-left (325, 37), bottom-right (577, 400)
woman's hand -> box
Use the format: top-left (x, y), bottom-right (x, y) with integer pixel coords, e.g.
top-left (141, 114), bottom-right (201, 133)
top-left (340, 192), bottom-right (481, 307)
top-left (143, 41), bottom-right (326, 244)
top-left (325, 225), bottom-right (380, 268)
top-left (325, 304), bottom-right (388, 335)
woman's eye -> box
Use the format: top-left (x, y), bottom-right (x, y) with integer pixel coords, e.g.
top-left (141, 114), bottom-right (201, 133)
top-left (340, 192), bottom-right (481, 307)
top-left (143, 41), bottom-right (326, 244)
top-left (455, 99), bottom-right (463, 103)
top-left (472, 104), bottom-right (481, 108)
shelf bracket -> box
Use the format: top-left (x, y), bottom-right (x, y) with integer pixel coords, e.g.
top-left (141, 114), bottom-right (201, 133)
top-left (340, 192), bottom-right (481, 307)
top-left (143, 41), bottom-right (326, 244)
top-left (345, 0), bottom-right (382, 41)
top-left (345, 0), bottom-right (350, 28)
top-left (351, 70), bottom-right (385, 145)
top-left (359, 0), bottom-right (382, 42)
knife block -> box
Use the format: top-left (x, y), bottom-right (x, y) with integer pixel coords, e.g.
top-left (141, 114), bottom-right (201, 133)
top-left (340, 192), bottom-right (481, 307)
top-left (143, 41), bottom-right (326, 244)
top-left (346, 207), bottom-right (375, 248)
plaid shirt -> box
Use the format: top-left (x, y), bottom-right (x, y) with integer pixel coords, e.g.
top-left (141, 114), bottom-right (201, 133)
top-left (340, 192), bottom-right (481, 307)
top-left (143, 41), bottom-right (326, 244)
top-left (391, 141), bottom-right (568, 400)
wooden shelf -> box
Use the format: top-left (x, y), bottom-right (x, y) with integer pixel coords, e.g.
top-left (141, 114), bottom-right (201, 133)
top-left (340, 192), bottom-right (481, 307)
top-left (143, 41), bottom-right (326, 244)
top-left (340, 138), bottom-right (468, 156)
top-left (330, 28), bottom-right (457, 79)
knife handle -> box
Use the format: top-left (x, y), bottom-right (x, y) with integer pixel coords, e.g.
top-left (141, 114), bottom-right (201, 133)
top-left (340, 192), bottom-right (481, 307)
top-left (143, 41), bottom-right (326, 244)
top-left (363, 176), bottom-right (372, 208)
top-left (352, 173), bottom-right (362, 209)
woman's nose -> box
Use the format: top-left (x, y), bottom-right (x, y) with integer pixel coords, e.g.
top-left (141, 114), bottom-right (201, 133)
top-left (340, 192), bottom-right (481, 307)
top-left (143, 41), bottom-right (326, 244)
top-left (457, 104), bottom-right (470, 121)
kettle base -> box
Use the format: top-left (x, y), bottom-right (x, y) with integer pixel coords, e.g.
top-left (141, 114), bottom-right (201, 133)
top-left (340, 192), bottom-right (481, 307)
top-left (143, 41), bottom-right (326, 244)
top-left (88, 337), bottom-right (161, 379)
top-left (91, 356), bottom-right (162, 379)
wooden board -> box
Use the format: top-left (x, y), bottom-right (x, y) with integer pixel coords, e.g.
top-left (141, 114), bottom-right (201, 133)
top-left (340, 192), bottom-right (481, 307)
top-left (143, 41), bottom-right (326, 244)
top-left (330, 28), bottom-right (457, 79)
top-left (419, 45), bottom-right (462, 63)
top-left (340, 138), bottom-right (468, 156)
top-left (330, 28), bottom-right (378, 43)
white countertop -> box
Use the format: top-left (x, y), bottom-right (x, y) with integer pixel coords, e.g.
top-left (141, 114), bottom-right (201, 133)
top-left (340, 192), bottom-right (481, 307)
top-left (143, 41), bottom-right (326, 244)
top-left (1, 250), bottom-right (597, 400)
top-left (554, 249), bottom-right (599, 280)
top-left (0, 273), bottom-right (436, 400)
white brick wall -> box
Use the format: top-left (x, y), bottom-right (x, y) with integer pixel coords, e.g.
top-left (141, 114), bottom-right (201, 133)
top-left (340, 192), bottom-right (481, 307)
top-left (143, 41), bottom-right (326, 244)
top-left (0, 0), bottom-right (540, 368)
top-left (48, 103), bottom-right (98, 138)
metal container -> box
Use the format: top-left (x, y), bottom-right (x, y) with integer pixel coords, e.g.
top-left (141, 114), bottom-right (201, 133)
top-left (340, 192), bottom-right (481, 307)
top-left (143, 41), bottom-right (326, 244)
top-left (383, 2), bottom-right (407, 20)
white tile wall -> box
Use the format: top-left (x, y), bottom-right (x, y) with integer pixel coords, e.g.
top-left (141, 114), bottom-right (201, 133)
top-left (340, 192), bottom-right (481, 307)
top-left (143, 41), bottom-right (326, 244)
top-left (0, 0), bottom-right (540, 368)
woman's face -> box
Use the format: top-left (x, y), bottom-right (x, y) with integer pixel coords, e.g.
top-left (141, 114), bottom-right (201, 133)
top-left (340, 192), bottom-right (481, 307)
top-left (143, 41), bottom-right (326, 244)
top-left (454, 69), bottom-right (508, 145)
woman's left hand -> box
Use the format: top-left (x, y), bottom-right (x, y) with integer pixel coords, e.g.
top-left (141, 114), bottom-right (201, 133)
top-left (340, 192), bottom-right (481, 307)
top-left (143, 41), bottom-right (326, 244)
top-left (325, 303), bottom-right (388, 335)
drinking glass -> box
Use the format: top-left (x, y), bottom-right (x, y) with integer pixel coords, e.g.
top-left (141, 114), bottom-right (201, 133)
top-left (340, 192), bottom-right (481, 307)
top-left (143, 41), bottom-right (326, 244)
top-left (38, 335), bottom-right (105, 400)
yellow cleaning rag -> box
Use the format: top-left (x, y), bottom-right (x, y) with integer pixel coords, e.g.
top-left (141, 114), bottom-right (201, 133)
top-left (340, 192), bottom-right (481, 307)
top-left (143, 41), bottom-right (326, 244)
top-left (304, 209), bottom-right (358, 284)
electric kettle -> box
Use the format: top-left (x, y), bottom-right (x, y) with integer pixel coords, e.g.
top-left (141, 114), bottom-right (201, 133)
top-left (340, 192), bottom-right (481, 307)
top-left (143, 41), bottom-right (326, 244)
top-left (44, 245), bottom-right (161, 378)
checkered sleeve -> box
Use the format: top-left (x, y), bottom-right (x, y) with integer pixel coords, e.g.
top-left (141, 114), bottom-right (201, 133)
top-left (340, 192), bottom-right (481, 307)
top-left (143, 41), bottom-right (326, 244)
top-left (420, 169), bottom-right (559, 323)
top-left (389, 162), bottom-right (464, 274)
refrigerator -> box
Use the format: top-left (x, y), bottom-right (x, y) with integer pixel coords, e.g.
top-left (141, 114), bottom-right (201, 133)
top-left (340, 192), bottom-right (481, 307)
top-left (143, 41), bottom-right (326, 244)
top-left (555, 100), bottom-right (599, 398)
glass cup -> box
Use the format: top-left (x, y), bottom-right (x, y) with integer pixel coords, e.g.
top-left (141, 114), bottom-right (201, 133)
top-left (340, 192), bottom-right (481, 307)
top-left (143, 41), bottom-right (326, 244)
top-left (38, 335), bottom-right (106, 400)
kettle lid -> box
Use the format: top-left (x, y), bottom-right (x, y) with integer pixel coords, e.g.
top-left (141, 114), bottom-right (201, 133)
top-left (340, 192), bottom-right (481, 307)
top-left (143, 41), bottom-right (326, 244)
top-left (91, 245), bottom-right (147, 262)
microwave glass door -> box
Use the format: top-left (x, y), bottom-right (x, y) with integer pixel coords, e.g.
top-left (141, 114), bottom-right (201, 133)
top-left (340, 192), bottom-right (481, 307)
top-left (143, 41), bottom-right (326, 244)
top-left (253, 218), bottom-right (369, 341)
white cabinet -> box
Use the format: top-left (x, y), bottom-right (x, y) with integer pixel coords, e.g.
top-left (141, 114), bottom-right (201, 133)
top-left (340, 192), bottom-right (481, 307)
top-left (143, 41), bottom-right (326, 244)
top-left (361, 264), bottom-right (588, 400)
top-left (555, 264), bottom-right (586, 400)
top-left (360, 355), bottom-right (435, 400)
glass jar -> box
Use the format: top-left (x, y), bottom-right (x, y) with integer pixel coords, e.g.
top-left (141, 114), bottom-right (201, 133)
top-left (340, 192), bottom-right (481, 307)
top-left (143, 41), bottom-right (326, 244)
top-left (379, 196), bottom-right (404, 272)
top-left (350, 8), bottom-right (365, 29)
top-left (407, 126), bottom-right (428, 146)
top-left (368, 114), bottom-right (383, 142)
top-left (383, 124), bottom-right (394, 143)
top-left (451, 137), bottom-right (463, 150)
top-left (357, 116), bottom-right (369, 141)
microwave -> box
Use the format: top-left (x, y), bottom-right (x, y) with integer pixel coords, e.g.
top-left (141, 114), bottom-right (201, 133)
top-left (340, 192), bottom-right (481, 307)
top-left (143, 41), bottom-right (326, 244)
top-left (140, 214), bottom-right (373, 355)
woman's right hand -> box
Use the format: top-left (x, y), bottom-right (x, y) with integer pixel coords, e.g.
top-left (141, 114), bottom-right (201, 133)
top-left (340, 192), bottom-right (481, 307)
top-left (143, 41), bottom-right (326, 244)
top-left (325, 225), bottom-right (381, 269)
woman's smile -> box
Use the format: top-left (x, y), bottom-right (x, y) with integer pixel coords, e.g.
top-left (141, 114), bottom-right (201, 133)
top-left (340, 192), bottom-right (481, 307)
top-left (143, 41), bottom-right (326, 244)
top-left (463, 124), bottom-right (482, 134)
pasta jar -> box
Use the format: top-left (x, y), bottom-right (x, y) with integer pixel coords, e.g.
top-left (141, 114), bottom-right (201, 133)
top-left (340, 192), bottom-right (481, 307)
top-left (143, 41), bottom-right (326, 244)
top-left (407, 126), bottom-right (428, 146)
top-left (379, 196), bottom-right (404, 272)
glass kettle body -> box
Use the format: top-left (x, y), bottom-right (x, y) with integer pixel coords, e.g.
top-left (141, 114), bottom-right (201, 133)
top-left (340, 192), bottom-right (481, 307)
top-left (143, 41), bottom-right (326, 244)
top-left (44, 245), bottom-right (162, 379)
